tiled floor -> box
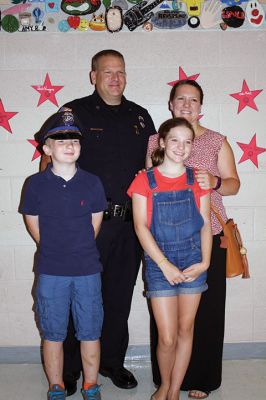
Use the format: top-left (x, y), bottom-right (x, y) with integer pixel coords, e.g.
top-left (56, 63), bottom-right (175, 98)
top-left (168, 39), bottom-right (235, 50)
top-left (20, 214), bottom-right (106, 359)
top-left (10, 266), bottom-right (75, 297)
top-left (0, 359), bottom-right (265, 400)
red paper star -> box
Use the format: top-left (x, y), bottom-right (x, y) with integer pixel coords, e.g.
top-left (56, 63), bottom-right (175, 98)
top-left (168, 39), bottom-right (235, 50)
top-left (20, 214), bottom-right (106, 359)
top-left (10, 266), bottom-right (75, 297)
top-left (0, 99), bottom-right (18, 134)
top-left (167, 67), bottom-right (200, 87)
top-left (27, 139), bottom-right (41, 161)
top-left (32, 73), bottom-right (64, 107)
top-left (230, 80), bottom-right (263, 114)
top-left (237, 134), bottom-right (266, 168)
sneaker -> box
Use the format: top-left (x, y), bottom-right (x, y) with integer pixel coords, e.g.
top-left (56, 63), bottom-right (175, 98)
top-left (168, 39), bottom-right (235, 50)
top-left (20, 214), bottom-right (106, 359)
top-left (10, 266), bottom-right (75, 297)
top-left (47, 384), bottom-right (66, 400)
top-left (81, 384), bottom-right (101, 400)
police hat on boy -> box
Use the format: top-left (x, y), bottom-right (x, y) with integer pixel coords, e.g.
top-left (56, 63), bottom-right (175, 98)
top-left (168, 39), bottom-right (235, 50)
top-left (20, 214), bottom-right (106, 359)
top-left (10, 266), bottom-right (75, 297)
top-left (36, 110), bottom-right (82, 144)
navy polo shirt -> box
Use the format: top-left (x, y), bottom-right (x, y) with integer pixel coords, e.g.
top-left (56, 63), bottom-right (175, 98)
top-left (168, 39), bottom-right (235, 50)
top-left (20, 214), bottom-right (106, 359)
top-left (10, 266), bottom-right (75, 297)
top-left (64, 91), bottom-right (156, 204)
top-left (19, 165), bottom-right (107, 276)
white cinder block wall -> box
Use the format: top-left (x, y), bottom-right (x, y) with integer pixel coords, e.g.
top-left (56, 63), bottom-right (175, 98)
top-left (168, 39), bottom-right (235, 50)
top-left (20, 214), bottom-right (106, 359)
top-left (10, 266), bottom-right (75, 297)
top-left (0, 31), bottom-right (266, 350)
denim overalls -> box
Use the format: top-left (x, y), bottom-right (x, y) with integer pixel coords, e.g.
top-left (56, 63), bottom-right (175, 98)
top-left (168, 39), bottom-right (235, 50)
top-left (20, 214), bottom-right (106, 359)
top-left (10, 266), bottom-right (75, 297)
top-left (145, 167), bottom-right (208, 298)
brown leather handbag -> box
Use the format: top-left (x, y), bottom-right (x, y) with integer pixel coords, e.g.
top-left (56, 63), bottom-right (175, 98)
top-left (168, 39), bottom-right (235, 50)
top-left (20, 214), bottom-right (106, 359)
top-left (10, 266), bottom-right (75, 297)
top-left (211, 206), bottom-right (250, 279)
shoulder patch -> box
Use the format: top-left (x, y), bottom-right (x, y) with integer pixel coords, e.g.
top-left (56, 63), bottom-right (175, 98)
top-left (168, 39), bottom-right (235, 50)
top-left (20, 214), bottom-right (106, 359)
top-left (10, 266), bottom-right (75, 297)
top-left (59, 106), bottom-right (73, 112)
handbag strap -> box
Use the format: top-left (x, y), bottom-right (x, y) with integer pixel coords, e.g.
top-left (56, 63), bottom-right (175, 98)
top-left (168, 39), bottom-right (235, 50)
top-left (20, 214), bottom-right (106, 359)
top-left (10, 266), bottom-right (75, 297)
top-left (211, 205), bottom-right (226, 228)
top-left (211, 205), bottom-right (250, 279)
top-left (241, 251), bottom-right (250, 279)
top-left (235, 225), bottom-right (250, 278)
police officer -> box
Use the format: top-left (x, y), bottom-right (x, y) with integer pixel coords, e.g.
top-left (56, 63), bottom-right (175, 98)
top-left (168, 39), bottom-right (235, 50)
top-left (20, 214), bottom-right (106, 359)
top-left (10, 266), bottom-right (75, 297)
top-left (40, 49), bottom-right (156, 395)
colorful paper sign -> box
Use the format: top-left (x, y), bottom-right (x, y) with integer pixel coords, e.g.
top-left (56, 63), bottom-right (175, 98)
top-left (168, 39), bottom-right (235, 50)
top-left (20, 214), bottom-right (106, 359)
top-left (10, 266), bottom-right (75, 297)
top-left (230, 80), bottom-right (263, 114)
top-left (167, 66), bottom-right (200, 86)
top-left (0, 99), bottom-right (18, 134)
top-left (237, 134), bottom-right (266, 168)
top-left (27, 139), bottom-right (42, 161)
top-left (31, 73), bottom-right (64, 107)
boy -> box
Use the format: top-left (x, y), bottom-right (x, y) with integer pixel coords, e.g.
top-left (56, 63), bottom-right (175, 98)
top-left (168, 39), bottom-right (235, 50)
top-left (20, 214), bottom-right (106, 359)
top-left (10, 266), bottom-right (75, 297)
top-left (19, 110), bottom-right (107, 400)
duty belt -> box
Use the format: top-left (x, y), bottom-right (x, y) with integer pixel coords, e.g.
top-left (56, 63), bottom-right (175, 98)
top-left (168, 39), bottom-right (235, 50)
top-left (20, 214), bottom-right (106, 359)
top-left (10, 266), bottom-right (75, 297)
top-left (103, 200), bottom-right (133, 221)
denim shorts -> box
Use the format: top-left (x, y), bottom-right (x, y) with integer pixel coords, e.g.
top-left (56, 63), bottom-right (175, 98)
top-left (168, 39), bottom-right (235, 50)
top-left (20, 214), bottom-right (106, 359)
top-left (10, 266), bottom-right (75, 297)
top-left (35, 273), bottom-right (103, 342)
top-left (145, 246), bottom-right (208, 298)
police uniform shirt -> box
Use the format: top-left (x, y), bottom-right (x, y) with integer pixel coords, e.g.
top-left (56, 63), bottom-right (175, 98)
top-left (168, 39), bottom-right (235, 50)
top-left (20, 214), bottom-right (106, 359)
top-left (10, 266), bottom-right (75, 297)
top-left (19, 165), bottom-right (107, 276)
top-left (64, 91), bottom-right (156, 204)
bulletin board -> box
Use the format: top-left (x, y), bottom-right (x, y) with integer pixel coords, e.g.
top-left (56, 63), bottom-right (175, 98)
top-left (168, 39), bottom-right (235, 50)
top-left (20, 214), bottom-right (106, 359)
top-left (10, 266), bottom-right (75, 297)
top-left (0, 0), bottom-right (266, 33)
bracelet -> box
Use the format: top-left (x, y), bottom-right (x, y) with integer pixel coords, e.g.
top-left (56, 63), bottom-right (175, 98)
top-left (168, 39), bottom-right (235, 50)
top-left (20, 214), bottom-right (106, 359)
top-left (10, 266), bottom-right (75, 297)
top-left (214, 176), bottom-right (222, 191)
top-left (157, 257), bottom-right (168, 267)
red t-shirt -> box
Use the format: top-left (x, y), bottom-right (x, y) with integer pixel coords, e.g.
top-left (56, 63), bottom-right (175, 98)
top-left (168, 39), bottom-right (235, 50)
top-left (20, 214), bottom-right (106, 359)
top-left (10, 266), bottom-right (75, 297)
top-left (127, 167), bottom-right (210, 228)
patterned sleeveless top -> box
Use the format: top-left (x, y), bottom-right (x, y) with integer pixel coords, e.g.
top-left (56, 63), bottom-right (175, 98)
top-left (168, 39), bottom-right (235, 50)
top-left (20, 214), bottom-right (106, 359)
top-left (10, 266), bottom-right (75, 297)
top-left (147, 129), bottom-right (227, 235)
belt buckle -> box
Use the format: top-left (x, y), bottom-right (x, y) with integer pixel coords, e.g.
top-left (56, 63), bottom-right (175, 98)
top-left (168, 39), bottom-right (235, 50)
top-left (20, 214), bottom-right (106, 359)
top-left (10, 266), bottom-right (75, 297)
top-left (113, 204), bottom-right (124, 217)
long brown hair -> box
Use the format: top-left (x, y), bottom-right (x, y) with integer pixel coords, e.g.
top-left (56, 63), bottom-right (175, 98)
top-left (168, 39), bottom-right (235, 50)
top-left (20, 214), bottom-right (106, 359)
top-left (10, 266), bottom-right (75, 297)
top-left (151, 117), bottom-right (195, 166)
top-left (169, 79), bottom-right (204, 105)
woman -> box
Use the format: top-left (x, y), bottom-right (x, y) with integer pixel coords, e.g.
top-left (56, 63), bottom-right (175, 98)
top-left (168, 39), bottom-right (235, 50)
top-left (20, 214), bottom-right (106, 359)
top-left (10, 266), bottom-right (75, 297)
top-left (147, 80), bottom-right (240, 399)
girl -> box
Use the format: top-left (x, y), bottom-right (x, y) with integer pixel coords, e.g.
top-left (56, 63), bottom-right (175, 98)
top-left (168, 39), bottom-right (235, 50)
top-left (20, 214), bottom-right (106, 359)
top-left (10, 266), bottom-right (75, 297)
top-left (147, 80), bottom-right (240, 399)
top-left (127, 117), bottom-right (212, 400)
